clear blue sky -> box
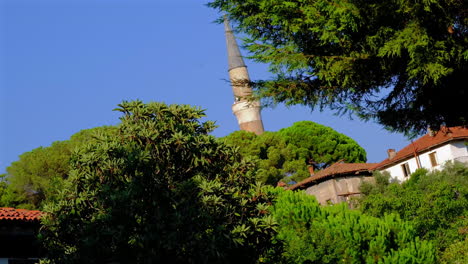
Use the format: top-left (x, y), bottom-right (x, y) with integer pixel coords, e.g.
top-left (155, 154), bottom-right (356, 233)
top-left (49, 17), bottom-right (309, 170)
top-left (0, 0), bottom-right (411, 174)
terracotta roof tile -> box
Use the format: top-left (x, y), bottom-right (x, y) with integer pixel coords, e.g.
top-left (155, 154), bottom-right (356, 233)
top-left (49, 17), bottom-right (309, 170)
top-left (277, 181), bottom-right (287, 187)
top-left (0, 207), bottom-right (43, 221)
top-left (289, 163), bottom-right (376, 190)
top-left (372, 126), bottom-right (468, 170)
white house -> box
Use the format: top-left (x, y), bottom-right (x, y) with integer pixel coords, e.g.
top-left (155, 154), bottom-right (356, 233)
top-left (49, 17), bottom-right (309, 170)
top-left (373, 127), bottom-right (468, 182)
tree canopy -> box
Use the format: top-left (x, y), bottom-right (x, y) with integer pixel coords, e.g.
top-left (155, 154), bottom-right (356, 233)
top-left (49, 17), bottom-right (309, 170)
top-left (40, 101), bottom-right (277, 264)
top-left (222, 121), bottom-right (366, 184)
top-left (209, 0), bottom-right (467, 135)
top-left (2, 126), bottom-right (117, 209)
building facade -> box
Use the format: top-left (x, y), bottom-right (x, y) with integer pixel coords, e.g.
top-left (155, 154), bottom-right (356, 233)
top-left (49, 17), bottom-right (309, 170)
top-left (288, 163), bottom-right (376, 205)
top-left (373, 127), bottom-right (468, 182)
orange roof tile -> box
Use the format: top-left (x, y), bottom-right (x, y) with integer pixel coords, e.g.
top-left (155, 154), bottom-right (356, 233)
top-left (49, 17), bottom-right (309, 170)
top-left (0, 207), bottom-right (43, 221)
top-left (372, 126), bottom-right (468, 170)
top-left (277, 181), bottom-right (287, 187)
top-left (289, 162), bottom-right (376, 190)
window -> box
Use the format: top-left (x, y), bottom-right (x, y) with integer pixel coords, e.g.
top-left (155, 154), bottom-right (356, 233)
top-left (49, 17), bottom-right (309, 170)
top-left (428, 152), bottom-right (438, 167)
top-left (401, 163), bottom-right (411, 177)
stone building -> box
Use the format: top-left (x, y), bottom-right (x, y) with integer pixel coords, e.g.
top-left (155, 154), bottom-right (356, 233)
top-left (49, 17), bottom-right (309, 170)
top-left (289, 127), bottom-right (468, 206)
top-left (288, 162), bottom-right (376, 205)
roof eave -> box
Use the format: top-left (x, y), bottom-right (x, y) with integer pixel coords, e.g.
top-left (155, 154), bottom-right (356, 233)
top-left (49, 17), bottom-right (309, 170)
top-left (374, 137), bottom-right (468, 170)
top-left (289, 168), bottom-right (373, 190)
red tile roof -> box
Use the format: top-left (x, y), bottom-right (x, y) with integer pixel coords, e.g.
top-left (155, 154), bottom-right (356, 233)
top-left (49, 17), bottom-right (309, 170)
top-left (289, 162), bottom-right (377, 190)
top-left (372, 126), bottom-right (468, 170)
top-left (277, 181), bottom-right (287, 187)
top-left (0, 207), bottom-right (43, 221)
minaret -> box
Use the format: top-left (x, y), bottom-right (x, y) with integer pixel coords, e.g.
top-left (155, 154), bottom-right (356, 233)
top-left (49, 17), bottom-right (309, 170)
top-left (224, 18), bottom-right (265, 135)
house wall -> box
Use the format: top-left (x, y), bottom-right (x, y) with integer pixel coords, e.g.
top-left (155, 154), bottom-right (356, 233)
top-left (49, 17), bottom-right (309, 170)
top-left (451, 140), bottom-right (468, 163)
top-left (419, 143), bottom-right (452, 171)
top-left (383, 140), bottom-right (468, 181)
top-left (383, 156), bottom-right (420, 182)
top-left (305, 180), bottom-right (338, 204)
top-left (305, 176), bottom-right (373, 205)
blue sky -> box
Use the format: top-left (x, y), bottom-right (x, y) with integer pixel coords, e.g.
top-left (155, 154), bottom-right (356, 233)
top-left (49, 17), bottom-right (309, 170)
top-left (0, 0), bottom-right (410, 174)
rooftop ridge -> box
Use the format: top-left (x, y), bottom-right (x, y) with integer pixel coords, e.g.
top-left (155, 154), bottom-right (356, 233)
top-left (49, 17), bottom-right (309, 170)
top-left (372, 126), bottom-right (468, 170)
top-left (289, 163), bottom-right (377, 190)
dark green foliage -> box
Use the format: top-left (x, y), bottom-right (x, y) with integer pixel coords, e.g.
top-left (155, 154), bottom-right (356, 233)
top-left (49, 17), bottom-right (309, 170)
top-left (2, 126), bottom-right (116, 209)
top-left (270, 189), bottom-right (436, 263)
top-left (440, 237), bottom-right (468, 264)
top-left (222, 121), bottom-right (366, 184)
top-left (360, 170), bottom-right (392, 197)
top-left (208, 0), bottom-right (468, 135)
top-left (358, 162), bottom-right (468, 259)
top-left (0, 174), bottom-right (8, 204)
top-left (40, 101), bottom-right (277, 264)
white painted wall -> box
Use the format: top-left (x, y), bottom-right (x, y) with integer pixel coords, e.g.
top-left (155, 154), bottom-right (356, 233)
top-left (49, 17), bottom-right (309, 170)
top-left (451, 141), bottom-right (468, 163)
top-left (419, 144), bottom-right (452, 171)
top-left (382, 140), bottom-right (468, 181)
top-left (383, 156), bottom-right (420, 182)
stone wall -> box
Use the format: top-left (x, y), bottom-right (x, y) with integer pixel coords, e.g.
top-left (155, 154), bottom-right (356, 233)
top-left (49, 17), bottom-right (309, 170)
top-left (305, 175), bottom-right (374, 205)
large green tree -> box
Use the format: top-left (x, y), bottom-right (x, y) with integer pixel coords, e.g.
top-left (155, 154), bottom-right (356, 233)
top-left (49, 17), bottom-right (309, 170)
top-left (40, 101), bottom-right (277, 264)
top-left (2, 126), bottom-right (117, 209)
top-left (222, 121), bottom-right (366, 184)
top-left (209, 0), bottom-right (467, 135)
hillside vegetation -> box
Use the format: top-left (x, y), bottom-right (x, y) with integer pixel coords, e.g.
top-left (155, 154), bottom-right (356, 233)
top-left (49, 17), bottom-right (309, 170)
top-left (2, 101), bottom-right (466, 263)
top-left (358, 162), bottom-right (468, 262)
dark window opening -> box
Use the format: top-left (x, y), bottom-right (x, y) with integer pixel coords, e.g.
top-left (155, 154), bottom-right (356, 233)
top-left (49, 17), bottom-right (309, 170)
top-left (401, 163), bottom-right (411, 177)
top-left (429, 152), bottom-right (438, 167)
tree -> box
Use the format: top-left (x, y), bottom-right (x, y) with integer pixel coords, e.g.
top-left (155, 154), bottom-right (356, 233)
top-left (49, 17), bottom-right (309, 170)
top-left (222, 121), bottom-right (366, 184)
top-left (358, 162), bottom-right (468, 260)
top-left (40, 101), bottom-right (278, 264)
top-left (2, 126), bottom-right (117, 209)
top-left (269, 189), bottom-right (436, 263)
top-left (209, 0), bottom-right (467, 135)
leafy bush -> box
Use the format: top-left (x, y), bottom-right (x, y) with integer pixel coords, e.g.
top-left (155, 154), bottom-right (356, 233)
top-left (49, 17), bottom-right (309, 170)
top-left (270, 189), bottom-right (436, 263)
top-left (358, 162), bottom-right (468, 259)
top-left (440, 236), bottom-right (468, 264)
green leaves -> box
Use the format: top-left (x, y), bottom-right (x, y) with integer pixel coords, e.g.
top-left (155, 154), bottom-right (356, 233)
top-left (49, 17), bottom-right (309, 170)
top-left (2, 126), bottom-right (117, 209)
top-left (222, 121), bottom-right (366, 185)
top-left (271, 189), bottom-right (436, 263)
top-left (40, 100), bottom-right (278, 263)
top-left (358, 162), bottom-right (468, 260)
top-left (209, 0), bottom-right (468, 134)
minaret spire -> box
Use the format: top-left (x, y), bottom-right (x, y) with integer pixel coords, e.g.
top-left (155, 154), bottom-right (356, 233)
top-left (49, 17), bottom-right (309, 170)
top-left (224, 17), bottom-right (264, 135)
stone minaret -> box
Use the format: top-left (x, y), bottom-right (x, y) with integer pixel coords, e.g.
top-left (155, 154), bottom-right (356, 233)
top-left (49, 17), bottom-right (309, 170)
top-left (224, 18), bottom-right (265, 135)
